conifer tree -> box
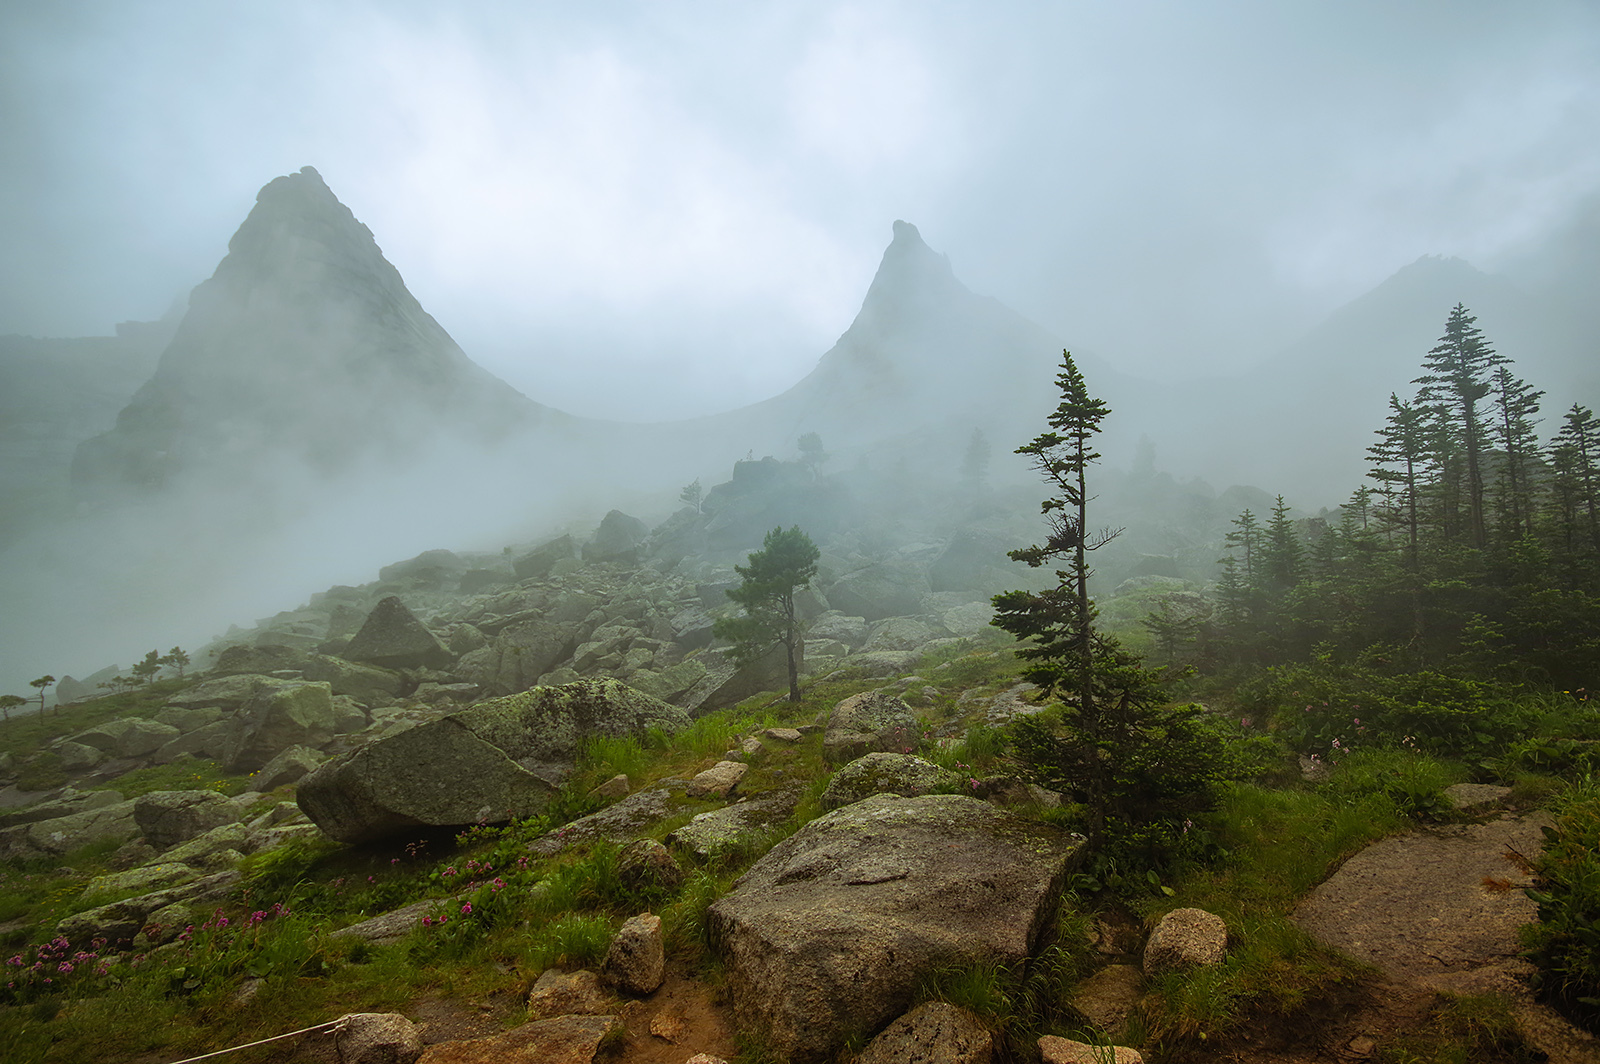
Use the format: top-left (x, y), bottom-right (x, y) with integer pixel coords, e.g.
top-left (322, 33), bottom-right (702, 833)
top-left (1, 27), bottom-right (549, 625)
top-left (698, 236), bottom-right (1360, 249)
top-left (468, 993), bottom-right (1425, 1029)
top-left (1413, 304), bottom-right (1506, 550)
top-left (1368, 393), bottom-right (1437, 571)
top-left (1488, 365), bottom-right (1544, 540)
top-left (1224, 509), bottom-right (1262, 585)
top-left (1549, 404), bottom-right (1600, 560)
top-left (714, 526), bottom-right (820, 702)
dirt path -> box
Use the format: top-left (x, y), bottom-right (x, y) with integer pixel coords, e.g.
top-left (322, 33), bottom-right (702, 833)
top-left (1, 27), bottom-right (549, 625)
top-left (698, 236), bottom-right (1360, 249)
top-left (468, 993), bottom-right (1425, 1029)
top-left (1289, 811), bottom-right (1600, 1064)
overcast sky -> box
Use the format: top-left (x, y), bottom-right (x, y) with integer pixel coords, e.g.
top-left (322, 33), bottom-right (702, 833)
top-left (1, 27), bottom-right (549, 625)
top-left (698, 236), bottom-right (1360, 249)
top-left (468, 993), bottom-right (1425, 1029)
top-left (4, 0), bottom-right (1599, 420)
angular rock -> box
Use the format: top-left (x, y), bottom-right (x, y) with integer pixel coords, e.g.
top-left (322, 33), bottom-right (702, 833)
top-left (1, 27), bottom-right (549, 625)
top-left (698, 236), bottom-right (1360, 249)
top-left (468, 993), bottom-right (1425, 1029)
top-left (686, 761), bottom-right (746, 799)
top-left (56, 740), bottom-right (106, 770)
top-left (379, 549), bottom-right (467, 588)
top-left (603, 912), bottom-right (664, 994)
top-left (300, 655), bottom-right (403, 706)
top-left (825, 563), bottom-right (930, 621)
top-left (617, 839), bottom-right (685, 894)
top-left (861, 617), bottom-right (941, 654)
top-left (708, 794), bottom-right (1081, 1063)
top-left (221, 680), bottom-right (335, 772)
top-left (71, 717), bottom-right (181, 758)
top-left (336, 1012), bottom-right (425, 1064)
top-left (162, 822), bottom-right (254, 868)
top-left (1038, 1037), bottom-right (1143, 1064)
top-left (668, 786), bottom-right (804, 862)
top-left (821, 752), bottom-right (955, 810)
top-left (0, 787), bottom-right (123, 829)
top-left (417, 1014), bottom-right (620, 1064)
top-left (153, 720), bottom-right (231, 763)
top-left (0, 799), bottom-right (139, 862)
top-left (823, 691), bottom-right (921, 764)
top-left (331, 899), bottom-right (438, 944)
top-left (841, 651), bottom-right (922, 678)
top-left (455, 614), bottom-right (588, 695)
top-left (166, 674), bottom-right (273, 710)
top-left (584, 510), bottom-right (648, 562)
top-left (1071, 964), bottom-right (1143, 1036)
top-left (154, 706), bottom-right (224, 732)
top-left (809, 612), bottom-right (869, 647)
top-left (856, 1001), bottom-right (993, 1064)
top-left (527, 968), bottom-right (614, 1020)
top-left (513, 534), bottom-right (577, 580)
top-left (212, 643), bottom-right (310, 675)
top-left (627, 660), bottom-right (708, 705)
top-left (299, 680), bottom-right (687, 844)
top-left (764, 727), bottom-right (803, 743)
top-left (1143, 907), bottom-right (1228, 976)
top-left (251, 744), bottom-right (325, 790)
top-left (343, 596), bottom-right (453, 671)
top-left (527, 788), bottom-right (676, 858)
top-left (135, 790), bottom-right (243, 850)
top-left (83, 861), bottom-right (202, 899)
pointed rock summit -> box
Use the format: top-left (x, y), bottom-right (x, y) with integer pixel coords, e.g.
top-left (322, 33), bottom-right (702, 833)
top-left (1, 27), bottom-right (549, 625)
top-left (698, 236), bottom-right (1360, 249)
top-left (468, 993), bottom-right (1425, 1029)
top-left (73, 166), bottom-right (546, 495)
top-left (342, 595), bottom-right (453, 671)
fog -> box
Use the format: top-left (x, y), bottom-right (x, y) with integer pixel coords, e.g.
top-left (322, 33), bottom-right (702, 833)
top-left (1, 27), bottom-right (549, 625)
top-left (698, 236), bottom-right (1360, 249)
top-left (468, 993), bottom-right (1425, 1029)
top-left (4, 2), bottom-right (1600, 693)
top-left (5, 2), bottom-right (1600, 419)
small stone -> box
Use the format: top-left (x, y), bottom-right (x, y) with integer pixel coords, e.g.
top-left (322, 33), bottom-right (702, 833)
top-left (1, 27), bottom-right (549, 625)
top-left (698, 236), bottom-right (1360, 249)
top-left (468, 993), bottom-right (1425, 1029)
top-left (1347, 1034), bottom-right (1377, 1057)
top-left (686, 761), bottom-right (747, 799)
top-left (740, 737), bottom-right (765, 758)
top-left (527, 968), bottom-right (613, 1020)
top-left (335, 1012), bottom-right (424, 1064)
top-left (1443, 783), bottom-right (1511, 811)
top-left (763, 728), bottom-right (803, 743)
top-left (649, 1011), bottom-right (686, 1042)
top-left (1143, 907), bottom-right (1228, 975)
top-left (1038, 1036), bottom-right (1144, 1064)
top-left (589, 774), bottom-right (631, 800)
top-left (857, 1001), bottom-right (993, 1064)
top-left (603, 912), bottom-right (665, 994)
top-left (684, 1056), bottom-right (730, 1064)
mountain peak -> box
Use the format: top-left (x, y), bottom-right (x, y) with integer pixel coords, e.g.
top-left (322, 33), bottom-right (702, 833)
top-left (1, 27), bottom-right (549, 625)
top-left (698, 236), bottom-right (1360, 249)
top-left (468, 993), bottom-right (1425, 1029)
top-left (72, 167), bottom-right (537, 495)
top-left (851, 220), bottom-right (963, 338)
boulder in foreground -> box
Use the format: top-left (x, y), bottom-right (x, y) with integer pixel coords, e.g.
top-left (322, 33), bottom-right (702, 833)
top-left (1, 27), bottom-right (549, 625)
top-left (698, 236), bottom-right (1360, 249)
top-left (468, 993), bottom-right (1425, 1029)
top-left (707, 793), bottom-right (1081, 1063)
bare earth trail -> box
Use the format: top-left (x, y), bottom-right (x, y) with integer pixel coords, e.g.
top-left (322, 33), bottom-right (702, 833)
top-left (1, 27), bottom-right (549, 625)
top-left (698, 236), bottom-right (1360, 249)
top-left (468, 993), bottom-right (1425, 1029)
top-left (1211, 808), bottom-right (1600, 1064)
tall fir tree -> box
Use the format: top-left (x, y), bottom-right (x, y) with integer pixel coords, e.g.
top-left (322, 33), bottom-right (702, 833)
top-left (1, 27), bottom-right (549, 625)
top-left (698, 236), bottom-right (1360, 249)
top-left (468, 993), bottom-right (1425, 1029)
top-left (1413, 304), bottom-right (1506, 550)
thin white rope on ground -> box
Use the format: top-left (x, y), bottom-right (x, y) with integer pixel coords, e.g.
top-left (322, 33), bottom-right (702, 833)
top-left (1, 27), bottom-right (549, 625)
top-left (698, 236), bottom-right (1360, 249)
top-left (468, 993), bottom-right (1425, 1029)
top-left (161, 1017), bottom-right (345, 1064)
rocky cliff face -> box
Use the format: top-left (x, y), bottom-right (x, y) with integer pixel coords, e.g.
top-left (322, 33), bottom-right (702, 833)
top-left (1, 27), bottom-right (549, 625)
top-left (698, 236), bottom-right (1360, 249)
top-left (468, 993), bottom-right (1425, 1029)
top-left (71, 167), bottom-right (552, 496)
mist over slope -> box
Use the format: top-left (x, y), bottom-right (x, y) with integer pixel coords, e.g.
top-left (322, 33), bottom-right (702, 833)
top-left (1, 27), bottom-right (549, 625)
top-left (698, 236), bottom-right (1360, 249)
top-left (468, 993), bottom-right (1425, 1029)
top-left (2, 164), bottom-right (1596, 693)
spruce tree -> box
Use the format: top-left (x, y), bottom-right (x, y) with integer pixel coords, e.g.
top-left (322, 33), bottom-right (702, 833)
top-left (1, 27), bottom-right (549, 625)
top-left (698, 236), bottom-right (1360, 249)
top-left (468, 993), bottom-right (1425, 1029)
top-left (1413, 304), bottom-right (1506, 550)
top-left (1488, 365), bottom-right (1544, 540)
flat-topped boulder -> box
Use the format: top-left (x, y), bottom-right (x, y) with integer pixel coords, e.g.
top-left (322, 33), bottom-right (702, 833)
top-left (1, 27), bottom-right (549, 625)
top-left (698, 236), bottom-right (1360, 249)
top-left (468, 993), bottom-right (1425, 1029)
top-left (297, 679), bottom-right (688, 844)
top-left (707, 793), bottom-right (1082, 1062)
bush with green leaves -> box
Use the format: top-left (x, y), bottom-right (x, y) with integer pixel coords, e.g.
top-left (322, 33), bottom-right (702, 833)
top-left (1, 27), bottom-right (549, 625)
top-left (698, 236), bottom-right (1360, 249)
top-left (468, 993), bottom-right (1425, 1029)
top-left (1522, 774), bottom-right (1600, 1029)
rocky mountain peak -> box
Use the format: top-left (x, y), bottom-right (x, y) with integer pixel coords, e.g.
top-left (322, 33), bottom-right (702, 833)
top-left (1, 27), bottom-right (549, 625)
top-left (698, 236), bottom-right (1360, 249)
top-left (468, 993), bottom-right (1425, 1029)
top-left (73, 167), bottom-right (542, 495)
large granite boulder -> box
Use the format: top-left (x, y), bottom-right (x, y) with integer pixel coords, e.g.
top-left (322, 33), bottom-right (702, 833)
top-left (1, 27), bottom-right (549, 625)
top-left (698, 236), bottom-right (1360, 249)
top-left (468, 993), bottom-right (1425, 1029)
top-left (378, 549), bottom-right (466, 589)
top-left (583, 510), bottom-right (648, 562)
top-left (825, 563), bottom-right (929, 621)
top-left (341, 596), bottom-right (453, 671)
top-left (212, 643), bottom-right (310, 676)
top-left (823, 691), bottom-right (921, 764)
top-left (135, 790), bottom-right (243, 850)
top-left (0, 799), bottom-right (139, 862)
top-left (708, 794), bottom-right (1081, 1063)
top-left (70, 717), bottom-right (181, 759)
top-left (0, 788), bottom-right (124, 828)
top-left (221, 680), bottom-right (336, 772)
top-left (165, 674), bottom-right (274, 710)
top-left (297, 679), bottom-right (689, 844)
top-left (454, 614), bottom-right (590, 695)
top-left (299, 655), bottom-right (403, 706)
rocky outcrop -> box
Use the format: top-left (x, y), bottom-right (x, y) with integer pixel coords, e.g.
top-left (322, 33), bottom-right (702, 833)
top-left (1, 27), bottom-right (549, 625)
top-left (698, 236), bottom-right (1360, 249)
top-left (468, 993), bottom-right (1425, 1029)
top-left (820, 752), bottom-right (955, 810)
top-left (0, 799), bottom-right (140, 862)
top-left (707, 793), bottom-right (1081, 1062)
top-left (584, 510), bottom-right (649, 563)
top-left (134, 790), bottom-right (242, 850)
top-left (221, 680), bottom-right (335, 772)
top-left (297, 680), bottom-right (688, 843)
top-left (825, 562), bottom-right (929, 621)
top-left (823, 690), bottom-right (921, 764)
top-left (299, 655), bottom-right (403, 706)
top-left (342, 596), bottom-right (453, 671)
top-left (70, 717), bottom-right (181, 759)
top-left (513, 535), bottom-right (577, 580)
